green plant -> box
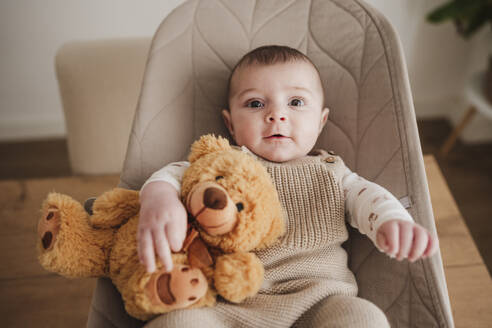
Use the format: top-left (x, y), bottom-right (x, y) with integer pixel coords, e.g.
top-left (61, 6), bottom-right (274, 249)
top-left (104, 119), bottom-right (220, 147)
top-left (427, 0), bottom-right (492, 39)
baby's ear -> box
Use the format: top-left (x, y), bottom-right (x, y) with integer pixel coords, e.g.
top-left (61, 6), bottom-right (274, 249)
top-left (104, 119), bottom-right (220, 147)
top-left (319, 107), bottom-right (330, 133)
top-left (188, 134), bottom-right (231, 163)
top-left (221, 109), bottom-right (234, 137)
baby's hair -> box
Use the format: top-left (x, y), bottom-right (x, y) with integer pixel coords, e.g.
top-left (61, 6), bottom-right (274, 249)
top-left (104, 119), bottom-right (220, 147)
top-left (234, 45), bottom-right (313, 67)
top-left (226, 45), bottom-right (325, 107)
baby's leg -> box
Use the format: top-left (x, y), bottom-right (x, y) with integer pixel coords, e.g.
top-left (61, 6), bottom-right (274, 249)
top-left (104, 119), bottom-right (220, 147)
top-left (145, 307), bottom-right (228, 328)
top-left (294, 295), bottom-right (389, 328)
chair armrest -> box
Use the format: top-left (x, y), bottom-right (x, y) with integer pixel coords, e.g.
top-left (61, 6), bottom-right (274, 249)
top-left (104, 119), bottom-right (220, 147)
top-left (56, 38), bottom-right (151, 175)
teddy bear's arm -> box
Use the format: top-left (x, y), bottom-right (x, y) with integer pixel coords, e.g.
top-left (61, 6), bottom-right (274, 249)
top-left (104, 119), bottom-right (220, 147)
top-left (256, 207), bottom-right (285, 250)
top-left (89, 188), bottom-right (140, 228)
top-left (213, 252), bottom-right (264, 303)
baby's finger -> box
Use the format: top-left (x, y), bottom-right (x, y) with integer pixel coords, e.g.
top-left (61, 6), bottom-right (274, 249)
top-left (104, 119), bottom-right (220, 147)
top-left (408, 226), bottom-right (428, 262)
top-left (396, 223), bottom-right (413, 261)
top-left (385, 222), bottom-right (399, 257)
top-left (376, 230), bottom-right (389, 252)
top-left (153, 228), bottom-right (173, 272)
top-left (423, 232), bottom-right (439, 258)
top-left (166, 220), bottom-right (187, 252)
top-left (138, 229), bottom-right (156, 273)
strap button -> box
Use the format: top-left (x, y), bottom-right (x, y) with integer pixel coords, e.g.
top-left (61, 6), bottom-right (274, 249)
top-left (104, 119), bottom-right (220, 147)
top-left (324, 156), bottom-right (335, 163)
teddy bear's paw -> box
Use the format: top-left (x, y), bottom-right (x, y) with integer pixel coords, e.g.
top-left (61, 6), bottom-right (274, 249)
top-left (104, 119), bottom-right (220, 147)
top-left (146, 264), bottom-right (208, 310)
top-left (37, 206), bottom-right (61, 251)
top-left (214, 252), bottom-right (264, 303)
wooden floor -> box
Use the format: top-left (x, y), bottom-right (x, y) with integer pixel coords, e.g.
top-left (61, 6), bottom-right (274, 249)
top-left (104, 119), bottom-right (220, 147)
top-left (418, 120), bottom-right (492, 276)
top-left (0, 176), bottom-right (120, 327)
top-left (425, 156), bottom-right (492, 328)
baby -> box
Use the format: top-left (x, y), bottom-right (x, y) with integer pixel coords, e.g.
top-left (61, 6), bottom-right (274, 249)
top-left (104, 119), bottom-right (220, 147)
top-left (137, 45), bottom-right (438, 327)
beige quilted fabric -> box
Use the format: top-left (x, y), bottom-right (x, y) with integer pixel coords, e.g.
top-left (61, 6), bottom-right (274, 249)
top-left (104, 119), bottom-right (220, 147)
top-left (88, 1), bottom-right (454, 327)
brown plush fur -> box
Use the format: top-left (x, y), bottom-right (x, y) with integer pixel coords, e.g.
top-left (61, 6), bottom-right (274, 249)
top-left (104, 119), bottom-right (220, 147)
top-left (36, 134), bottom-right (285, 321)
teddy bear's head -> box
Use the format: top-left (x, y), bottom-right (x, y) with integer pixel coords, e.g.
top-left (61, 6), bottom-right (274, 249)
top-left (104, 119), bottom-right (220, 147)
top-left (181, 135), bottom-right (284, 253)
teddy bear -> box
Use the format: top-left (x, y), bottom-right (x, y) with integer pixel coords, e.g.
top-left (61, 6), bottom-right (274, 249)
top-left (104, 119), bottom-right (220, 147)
top-left (37, 134), bottom-right (285, 321)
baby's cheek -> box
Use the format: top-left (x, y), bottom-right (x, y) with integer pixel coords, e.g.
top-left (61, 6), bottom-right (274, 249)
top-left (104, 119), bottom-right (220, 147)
top-left (233, 130), bottom-right (255, 150)
top-left (301, 125), bottom-right (321, 150)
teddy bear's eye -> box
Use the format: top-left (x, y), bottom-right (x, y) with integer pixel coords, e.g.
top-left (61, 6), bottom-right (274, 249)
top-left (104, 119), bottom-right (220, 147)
top-left (236, 202), bottom-right (244, 212)
top-left (215, 176), bottom-right (224, 181)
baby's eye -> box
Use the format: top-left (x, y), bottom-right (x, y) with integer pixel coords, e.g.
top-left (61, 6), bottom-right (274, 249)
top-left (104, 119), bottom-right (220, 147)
top-left (289, 98), bottom-right (304, 107)
top-left (247, 100), bottom-right (264, 108)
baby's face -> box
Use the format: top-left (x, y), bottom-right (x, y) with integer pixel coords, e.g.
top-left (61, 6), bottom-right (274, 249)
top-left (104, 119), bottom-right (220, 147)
top-left (222, 61), bottom-right (329, 162)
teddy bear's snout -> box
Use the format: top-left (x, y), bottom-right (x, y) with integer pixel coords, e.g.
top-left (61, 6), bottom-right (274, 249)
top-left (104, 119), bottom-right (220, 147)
top-left (186, 182), bottom-right (238, 236)
top-left (203, 187), bottom-right (227, 210)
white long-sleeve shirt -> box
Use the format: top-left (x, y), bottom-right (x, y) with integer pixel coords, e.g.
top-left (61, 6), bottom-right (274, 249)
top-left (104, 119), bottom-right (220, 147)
top-left (141, 148), bottom-right (413, 249)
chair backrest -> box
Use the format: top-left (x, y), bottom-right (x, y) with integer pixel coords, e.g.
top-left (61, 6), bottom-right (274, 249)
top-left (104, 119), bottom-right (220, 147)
top-left (120, 1), bottom-right (453, 326)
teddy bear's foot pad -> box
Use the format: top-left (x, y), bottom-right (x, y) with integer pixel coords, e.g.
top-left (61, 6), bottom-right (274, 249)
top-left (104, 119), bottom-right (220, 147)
top-left (147, 265), bottom-right (208, 309)
top-left (38, 206), bottom-right (61, 251)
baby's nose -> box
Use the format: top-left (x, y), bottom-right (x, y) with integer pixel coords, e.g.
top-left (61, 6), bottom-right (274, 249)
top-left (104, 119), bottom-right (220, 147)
top-left (268, 116), bottom-right (286, 122)
top-left (266, 110), bottom-right (287, 122)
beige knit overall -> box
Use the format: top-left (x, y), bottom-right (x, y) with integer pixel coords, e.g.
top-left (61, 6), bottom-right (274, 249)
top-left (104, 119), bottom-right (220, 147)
top-left (148, 152), bottom-right (389, 328)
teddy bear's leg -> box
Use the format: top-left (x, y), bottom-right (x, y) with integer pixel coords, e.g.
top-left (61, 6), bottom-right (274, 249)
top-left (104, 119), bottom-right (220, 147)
top-left (88, 188), bottom-right (140, 229)
top-left (119, 260), bottom-right (214, 321)
top-left (146, 264), bottom-right (209, 308)
top-left (38, 205), bottom-right (61, 252)
top-left (37, 193), bottom-right (113, 278)
top-left (214, 252), bottom-right (264, 303)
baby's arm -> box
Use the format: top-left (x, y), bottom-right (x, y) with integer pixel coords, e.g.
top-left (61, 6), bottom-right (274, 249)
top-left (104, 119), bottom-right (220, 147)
top-left (138, 162), bottom-right (189, 273)
top-left (343, 167), bottom-right (438, 262)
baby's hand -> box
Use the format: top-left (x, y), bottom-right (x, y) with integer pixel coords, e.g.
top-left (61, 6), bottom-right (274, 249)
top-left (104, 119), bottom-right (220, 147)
top-left (376, 219), bottom-right (439, 262)
top-left (138, 182), bottom-right (187, 273)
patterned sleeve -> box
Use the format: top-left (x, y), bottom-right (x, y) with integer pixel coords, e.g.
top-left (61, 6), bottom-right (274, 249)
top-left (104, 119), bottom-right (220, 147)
top-left (342, 165), bottom-right (414, 247)
top-left (139, 161), bottom-right (190, 194)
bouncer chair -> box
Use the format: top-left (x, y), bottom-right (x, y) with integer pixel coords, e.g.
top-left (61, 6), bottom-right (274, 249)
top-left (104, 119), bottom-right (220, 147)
top-left (84, 0), bottom-right (454, 326)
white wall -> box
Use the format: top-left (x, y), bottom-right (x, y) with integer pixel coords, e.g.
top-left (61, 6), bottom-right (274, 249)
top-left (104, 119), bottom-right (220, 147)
top-left (1, 0), bottom-right (491, 142)
top-left (0, 0), bottom-right (184, 141)
top-left (367, 0), bottom-right (492, 143)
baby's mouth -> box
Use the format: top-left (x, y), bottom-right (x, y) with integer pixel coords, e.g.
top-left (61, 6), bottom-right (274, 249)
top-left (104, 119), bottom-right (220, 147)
top-left (265, 134), bottom-right (288, 139)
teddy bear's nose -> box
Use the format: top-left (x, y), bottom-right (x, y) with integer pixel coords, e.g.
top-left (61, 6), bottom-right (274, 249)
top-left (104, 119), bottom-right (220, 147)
top-left (203, 187), bottom-right (227, 210)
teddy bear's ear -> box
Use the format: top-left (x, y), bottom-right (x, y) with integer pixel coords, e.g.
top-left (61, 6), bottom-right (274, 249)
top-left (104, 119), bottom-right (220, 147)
top-left (188, 134), bottom-right (231, 163)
